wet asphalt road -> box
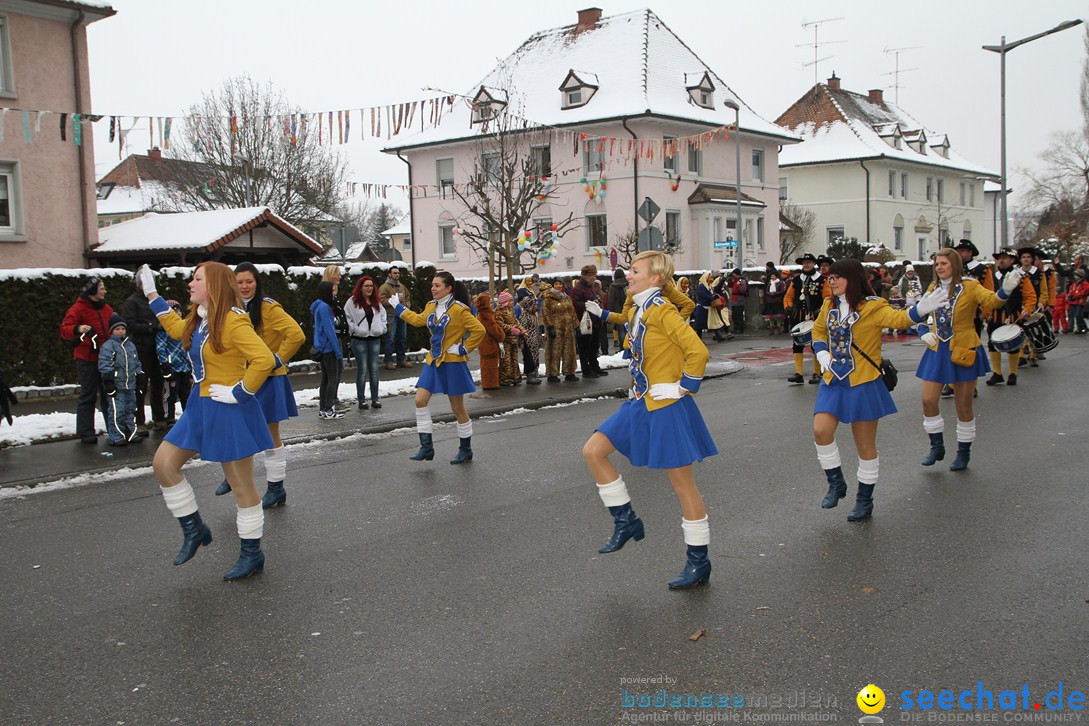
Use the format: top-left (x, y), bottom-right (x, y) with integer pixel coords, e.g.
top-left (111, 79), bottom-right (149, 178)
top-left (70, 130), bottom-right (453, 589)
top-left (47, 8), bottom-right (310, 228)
top-left (1, 335), bottom-right (1087, 725)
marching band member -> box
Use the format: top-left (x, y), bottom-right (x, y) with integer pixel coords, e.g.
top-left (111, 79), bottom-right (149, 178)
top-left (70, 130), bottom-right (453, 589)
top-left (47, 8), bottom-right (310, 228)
top-left (390, 272), bottom-right (485, 464)
top-left (986, 248), bottom-right (1037, 385)
top-left (917, 249), bottom-right (1025, 472)
top-left (139, 262), bottom-right (276, 581)
top-left (784, 253), bottom-right (829, 384)
top-left (583, 251), bottom-right (717, 589)
top-left (811, 259), bottom-right (948, 521)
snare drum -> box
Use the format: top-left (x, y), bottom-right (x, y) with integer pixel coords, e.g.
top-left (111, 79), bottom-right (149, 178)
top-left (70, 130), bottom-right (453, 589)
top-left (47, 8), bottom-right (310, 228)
top-left (990, 324), bottom-right (1025, 354)
top-left (791, 320), bottom-right (814, 347)
top-left (1023, 313), bottom-right (1058, 353)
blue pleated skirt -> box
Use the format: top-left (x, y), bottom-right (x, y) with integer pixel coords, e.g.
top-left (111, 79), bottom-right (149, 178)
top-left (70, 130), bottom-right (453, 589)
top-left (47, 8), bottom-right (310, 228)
top-left (814, 377), bottom-right (897, 423)
top-left (417, 361), bottom-right (476, 396)
top-left (596, 395), bottom-right (718, 470)
top-left (916, 340), bottom-right (991, 383)
top-left (165, 388), bottom-right (274, 462)
top-left (255, 374), bottom-right (298, 423)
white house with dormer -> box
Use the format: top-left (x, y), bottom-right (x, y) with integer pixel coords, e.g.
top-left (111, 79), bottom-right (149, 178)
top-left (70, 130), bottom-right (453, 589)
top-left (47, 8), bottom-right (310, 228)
top-left (775, 74), bottom-right (997, 261)
top-left (385, 7), bottom-right (798, 277)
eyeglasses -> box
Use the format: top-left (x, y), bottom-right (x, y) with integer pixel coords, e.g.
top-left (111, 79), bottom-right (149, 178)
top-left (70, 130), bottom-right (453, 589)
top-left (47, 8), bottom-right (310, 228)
top-left (825, 275), bottom-right (842, 283)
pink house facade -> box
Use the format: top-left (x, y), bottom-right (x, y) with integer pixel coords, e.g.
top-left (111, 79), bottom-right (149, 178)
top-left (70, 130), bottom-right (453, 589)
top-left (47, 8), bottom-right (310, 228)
top-left (386, 8), bottom-right (798, 279)
top-left (0, 0), bottom-right (113, 269)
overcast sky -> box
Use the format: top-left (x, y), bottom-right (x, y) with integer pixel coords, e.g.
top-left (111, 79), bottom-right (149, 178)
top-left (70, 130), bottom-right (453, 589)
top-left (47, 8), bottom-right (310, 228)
top-left (87, 0), bottom-right (1086, 211)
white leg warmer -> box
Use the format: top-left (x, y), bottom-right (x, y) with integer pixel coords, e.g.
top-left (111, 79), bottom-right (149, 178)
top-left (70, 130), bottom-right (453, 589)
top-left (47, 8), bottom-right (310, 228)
top-left (415, 407), bottom-right (433, 434)
top-left (596, 477), bottom-right (631, 507)
top-left (456, 421), bottom-right (473, 439)
top-left (923, 415), bottom-right (945, 434)
top-left (956, 418), bottom-right (977, 443)
top-left (857, 457), bottom-right (879, 486)
top-left (264, 446), bottom-right (287, 483)
top-left (682, 516), bottom-right (711, 546)
top-left (236, 504), bottom-right (264, 540)
top-left (160, 479), bottom-right (197, 518)
top-left (815, 441), bottom-right (842, 470)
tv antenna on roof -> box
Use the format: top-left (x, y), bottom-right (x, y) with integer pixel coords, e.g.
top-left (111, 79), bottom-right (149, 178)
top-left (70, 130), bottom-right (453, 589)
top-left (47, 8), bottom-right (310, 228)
top-left (881, 45), bottom-right (923, 104)
top-left (798, 17), bottom-right (846, 84)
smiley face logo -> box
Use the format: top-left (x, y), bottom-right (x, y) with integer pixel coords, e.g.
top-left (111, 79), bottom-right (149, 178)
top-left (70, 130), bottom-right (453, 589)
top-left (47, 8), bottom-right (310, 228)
top-left (857, 684), bottom-right (885, 714)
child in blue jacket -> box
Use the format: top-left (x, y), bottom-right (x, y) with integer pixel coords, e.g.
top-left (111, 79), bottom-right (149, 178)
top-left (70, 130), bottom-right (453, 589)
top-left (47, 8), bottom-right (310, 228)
top-left (98, 314), bottom-right (144, 446)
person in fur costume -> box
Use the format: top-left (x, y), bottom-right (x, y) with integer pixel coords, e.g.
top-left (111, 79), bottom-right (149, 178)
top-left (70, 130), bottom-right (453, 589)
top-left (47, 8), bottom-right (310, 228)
top-left (542, 280), bottom-right (578, 382)
top-left (474, 292), bottom-right (505, 390)
top-left (517, 288), bottom-right (544, 384)
top-left (494, 291), bottom-right (523, 386)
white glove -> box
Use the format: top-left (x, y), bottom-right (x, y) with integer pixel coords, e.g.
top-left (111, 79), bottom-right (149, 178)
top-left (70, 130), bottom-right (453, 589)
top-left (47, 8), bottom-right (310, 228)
top-left (816, 350), bottom-right (833, 374)
top-left (648, 381), bottom-right (686, 400)
top-left (136, 264), bottom-right (158, 298)
top-left (388, 293), bottom-right (400, 309)
top-left (914, 287), bottom-right (949, 317)
top-left (446, 342), bottom-right (466, 356)
top-left (208, 383), bottom-right (239, 404)
top-left (920, 332), bottom-right (938, 349)
top-left (1001, 267), bottom-right (1023, 295)
top-left (585, 301), bottom-right (603, 318)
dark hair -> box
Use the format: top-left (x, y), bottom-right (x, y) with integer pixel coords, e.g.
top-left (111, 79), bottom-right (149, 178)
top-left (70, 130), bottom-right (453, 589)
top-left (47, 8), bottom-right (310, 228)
top-left (316, 280), bottom-right (335, 306)
top-left (827, 258), bottom-right (875, 310)
top-left (351, 275), bottom-right (381, 310)
top-left (453, 281), bottom-right (471, 307)
top-left (613, 268), bottom-right (625, 281)
top-left (234, 261), bottom-right (263, 332)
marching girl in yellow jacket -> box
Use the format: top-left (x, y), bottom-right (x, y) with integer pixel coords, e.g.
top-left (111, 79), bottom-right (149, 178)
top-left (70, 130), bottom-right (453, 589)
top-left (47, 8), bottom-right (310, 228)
top-left (138, 261), bottom-right (277, 581)
top-left (916, 248), bottom-right (1025, 472)
top-left (810, 259), bottom-right (949, 521)
top-left (391, 271), bottom-right (486, 465)
top-left (583, 251), bottom-right (718, 590)
top-left (212, 262), bottom-right (306, 508)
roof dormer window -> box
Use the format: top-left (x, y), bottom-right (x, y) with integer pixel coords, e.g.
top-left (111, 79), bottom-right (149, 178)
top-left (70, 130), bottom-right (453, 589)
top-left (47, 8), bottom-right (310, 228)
top-left (471, 86), bottom-right (507, 126)
top-left (929, 135), bottom-right (951, 159)
top-left (874, 123), bottom-right (902, 150)
top-left (685, 71), bottom-right (716, 110)
top-left (559, 70), bottom-right (598, 110)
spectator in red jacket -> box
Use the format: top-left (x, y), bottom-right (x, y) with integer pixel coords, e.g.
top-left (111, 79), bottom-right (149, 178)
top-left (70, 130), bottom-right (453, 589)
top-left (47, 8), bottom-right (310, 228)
top-left (1068, 269), bottom-right (1089, 334)
top-left (60, 276), bottom-right (114, 444)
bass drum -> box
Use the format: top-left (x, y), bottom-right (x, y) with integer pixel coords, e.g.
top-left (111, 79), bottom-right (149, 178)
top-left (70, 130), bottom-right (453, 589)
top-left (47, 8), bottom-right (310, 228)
top-left (989, 324), bottom-right (1025, 354)
top-left (791, 320), bottom-right (814, 347)
top-left (1023, 312), bottom-right (1059, 353)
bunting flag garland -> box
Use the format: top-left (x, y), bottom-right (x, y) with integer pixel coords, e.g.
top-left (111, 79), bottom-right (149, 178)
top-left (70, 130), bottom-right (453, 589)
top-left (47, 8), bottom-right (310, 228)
top-left (163, 117), bottom-right (172, 149)
top-left (59, 112), bottom-right (67, 142)
top-left (73, 113), bottom-right (81, 146)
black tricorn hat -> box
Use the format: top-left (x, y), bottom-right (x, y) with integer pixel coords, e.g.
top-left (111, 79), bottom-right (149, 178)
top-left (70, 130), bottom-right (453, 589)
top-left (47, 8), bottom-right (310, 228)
top-left (816, 255), bottom-right (835, 266)
top-left (954, 239), bottom-right (980, 257)
top-left (994, 247), bottom-right (1017, 259)
top-left (1017, 246), bottom-right (1042, 259)
top-left (795, 253), bottom-right (818, 264)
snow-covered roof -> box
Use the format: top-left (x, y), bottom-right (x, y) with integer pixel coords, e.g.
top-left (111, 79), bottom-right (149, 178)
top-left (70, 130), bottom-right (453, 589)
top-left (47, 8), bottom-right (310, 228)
top-left (382, 218), bottom-right (411, 236)
top-left (777, 81), bottom-right (996, 178)
top-left (386, 9), bottom-right (797, 151)
top-left (93, 207), bottom-right (322, 255)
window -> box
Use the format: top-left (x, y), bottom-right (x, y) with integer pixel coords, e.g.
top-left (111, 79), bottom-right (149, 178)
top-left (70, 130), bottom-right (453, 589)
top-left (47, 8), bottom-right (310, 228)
top-left (585, 213), bottom-right (607, 251)
top-left (584, 139), bottom-right (604, 174)
top-left (779, 176), bottom-right (788, 200)
top-left (0, 16), bottom-right (14, 97)
top-left (666, 211), bottom-right (681, 246)
top-left (481, 152), bottom-right (501, 186)
top-left (0, 161), bottom-right (22, 238)
top-left (436, 158), bottom-right (454, 197)
top-left (439, 224), bottom-right (456, 258)
top-left (688, 146), bottom-right (702, 176)
top-left (534, 217), bottom-right (553, 242)
top-left (663, 136), bottom-right (677, 172)
top-left (713, 217), bottom-right (724, 244)
top-left (937, 178), bottom-right (944, 203)
top-left (901, 173), bottom-right (908, 199)
top-left (969, 184), bottom-right (976, 207)
top-left (959, 182), bottom-right (966, 206)
top-left (827, 226), bottom-right (845, 247)
top-left (751, 149), bottom-right (764, 182)
top-left (893, 215), bottom-right (904, 252)
top-left (926, 177), bottom-right (933, 202)
top-left (889, 170), bottom-right (896, 197)
top-left (402, 238), bottom-right (412, 252)
top-left (700, 91), bottom-right (712, 107)
top-left (530, 145), bottom-right (552, 176)
top-left (565, 89), bottom-right (582, 107)
top-left (757, 217), bottom-right (765, 251)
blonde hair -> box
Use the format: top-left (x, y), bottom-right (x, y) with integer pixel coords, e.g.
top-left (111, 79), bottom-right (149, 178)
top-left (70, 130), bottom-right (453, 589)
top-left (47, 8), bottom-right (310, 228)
top-left (632, 250), bottom-right (674, 285)
top-left (934, 248), bottom-right (963, 288)
top-left (322, 265), bottom-right (342, 282)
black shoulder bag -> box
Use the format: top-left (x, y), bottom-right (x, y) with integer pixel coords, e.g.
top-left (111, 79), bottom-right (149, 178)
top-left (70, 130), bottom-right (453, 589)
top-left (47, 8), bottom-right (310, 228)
top-left (851, 342), bottom-right (898, 392)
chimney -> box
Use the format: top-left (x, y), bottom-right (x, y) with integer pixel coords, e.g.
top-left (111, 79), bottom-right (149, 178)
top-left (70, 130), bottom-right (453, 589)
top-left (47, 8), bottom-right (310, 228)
top-left (868, 88), bottom-right (884, 105)
top-left (827, 72), bottom-right (840, 91)
top-left (576, 7), bottom-right (602, 30)
top-left (148, 147), bottom-right (162, 161)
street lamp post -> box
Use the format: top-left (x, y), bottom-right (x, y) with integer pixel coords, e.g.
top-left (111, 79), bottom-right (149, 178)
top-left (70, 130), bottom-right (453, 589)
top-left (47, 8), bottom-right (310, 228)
top-left (723, 99), bottom-right (742, 269)
top-left (983, 19), bottom-right (1083, 251)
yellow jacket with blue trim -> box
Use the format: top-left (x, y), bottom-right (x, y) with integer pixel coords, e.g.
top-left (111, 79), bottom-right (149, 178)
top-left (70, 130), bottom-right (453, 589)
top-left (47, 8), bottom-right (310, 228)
top-left (625, 291), bottom-right (709, 412)
top-left (396, 298), bottom-right (486, 367)
top-left (917, 279), bottom-right (1009, 350)
top-left (151, 296), bottom-right (275, 400)
top-left (605, 279), bottom-right (696, 324)
top-left (812, 297), bottom-right (916, 386)
top-left (254, 297), bottom-right (305, 378)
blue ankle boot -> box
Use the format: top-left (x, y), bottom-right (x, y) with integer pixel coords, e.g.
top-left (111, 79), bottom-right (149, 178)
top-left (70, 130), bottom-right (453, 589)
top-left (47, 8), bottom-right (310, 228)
top-left (223, 538), bottom-right (265, 580)
top-left (410, 433), bottom-right (434, 461)
top-left (949, 442), bottom-right (972, 471)
top-left (847, 484), bottom-right (875, 522)
top-left (598, 503), bottom-right (645, 553)
top-left (921, 432), bottom-right (945, 466)
top-left (214, 479), bottom-right (232, 496)
top-left (821, 467), bottom-right (848, 508)
top-left (261, 481), bottom-right (286, 509)
top-left (449, 437), bottom-right (473, 465)
top-left (668, 545), bottom-right (712, 589)
top-left (173, 512), bottom-right (212, 566)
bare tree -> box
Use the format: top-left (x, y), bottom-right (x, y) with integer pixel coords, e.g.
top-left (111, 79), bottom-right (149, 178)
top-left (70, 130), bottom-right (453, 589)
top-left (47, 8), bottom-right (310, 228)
top-left (779, 200), bottom-right (815, 263)
top-left (611, 222), bottom-right (679, 269)
top-left (155, 75), bottom-right (349, 239)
